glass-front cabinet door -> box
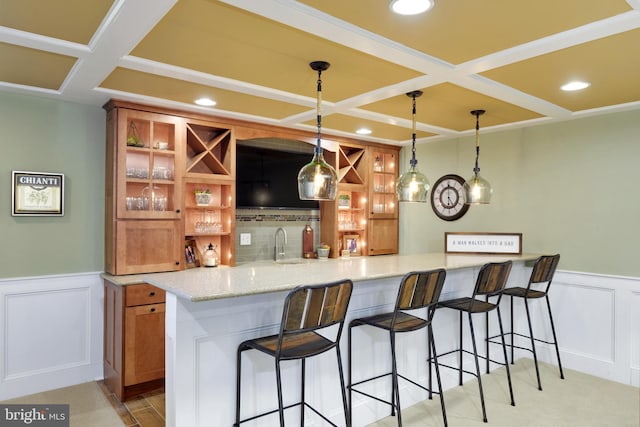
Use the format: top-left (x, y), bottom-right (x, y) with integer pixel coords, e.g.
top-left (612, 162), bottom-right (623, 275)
top-left (369, 148), bottom-right (398, 219)
top-left (116, 109), bottom-right (182, 220)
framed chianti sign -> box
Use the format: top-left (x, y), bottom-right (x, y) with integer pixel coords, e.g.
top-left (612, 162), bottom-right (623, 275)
top-left (12, 171), bottom-right (65, 216)
top-left (445, 232), bottom-right (522, 255)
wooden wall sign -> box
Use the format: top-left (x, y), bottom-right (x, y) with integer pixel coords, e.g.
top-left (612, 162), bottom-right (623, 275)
top-left (12, 171), bottom-right (65, 217)
top-left (445, 232), bottom-right (522, 255)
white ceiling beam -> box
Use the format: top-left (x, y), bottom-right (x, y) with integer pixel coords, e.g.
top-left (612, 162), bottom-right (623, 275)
top-left (220, 0), bottom-right (455, 75)
top-left (61, 0), bottom-right (177, 104)
top-left (458, 11), bottom-right (640, 75)
top-left (120, 56), bottom-right (316, 109)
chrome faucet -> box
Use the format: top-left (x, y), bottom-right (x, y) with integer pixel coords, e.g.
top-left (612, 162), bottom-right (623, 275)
top-left (274, 227), bottom-right (287, 261)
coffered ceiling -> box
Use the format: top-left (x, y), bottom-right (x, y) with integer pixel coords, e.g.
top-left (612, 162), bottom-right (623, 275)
top-left (1, 0), bottom-right (639, 145)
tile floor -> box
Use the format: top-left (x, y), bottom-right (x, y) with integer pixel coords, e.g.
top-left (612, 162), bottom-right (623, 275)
top-left (97, 382), bottom-right (165, 427)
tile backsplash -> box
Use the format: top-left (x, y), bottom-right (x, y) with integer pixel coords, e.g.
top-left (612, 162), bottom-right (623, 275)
top-left (235, 208), bottom-right (320, 264)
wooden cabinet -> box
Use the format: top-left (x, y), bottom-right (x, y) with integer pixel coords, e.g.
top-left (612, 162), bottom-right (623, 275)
top-left (104, 281), bottom-right (165, 401)
top-left (111, 220), bottom-right (182, 274)
top-left (320, 142), bottom-right (367, 257)
top-left (183, 118), bottom-right (236, 266)
top-left (320, 142), bottom-right (400, 257)
top-left (369, 147), bottom-right (399, 219)
top-left (105, 103), bottom-right (183, 274)
top-left (367, 218), bottom-right (398, 255)
top-left (367, 146), bottom-right (400, 255)
top-left (104, 101), bottom-right (236, 274)
top-left (113, 109), bottom-right (182, 220)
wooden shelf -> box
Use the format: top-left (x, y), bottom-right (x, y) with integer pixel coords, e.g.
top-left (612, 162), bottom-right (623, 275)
top-left (185, 124), bottom-right (232, 176)
top-left (337, 145), bottom-right (365, 185)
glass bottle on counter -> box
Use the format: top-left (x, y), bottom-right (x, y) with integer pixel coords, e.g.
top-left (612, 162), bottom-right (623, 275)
top-left (202, 243), bottom-right (218, 267)
top-left (303, 224), bottom-right (314, 258)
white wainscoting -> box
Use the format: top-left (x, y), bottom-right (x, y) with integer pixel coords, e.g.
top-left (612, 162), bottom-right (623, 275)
top-left (0, 272), bottom-right (104, 400)
top-left (0, 268), bottom-right (637, 410)
top-left (542, 271), bottom-right (640, 387)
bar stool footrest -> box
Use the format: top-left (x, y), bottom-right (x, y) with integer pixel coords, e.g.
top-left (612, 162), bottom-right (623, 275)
top-left (487, 332), bottom-right (559, 349)
top-left (429, 348), bottom-right (508, 372)
top-left (236, 401), bottom-right (340, 427)
top-left (235, 401), bottom-right (301, 425)
top-left (349, 371), bottom-right (443, 409)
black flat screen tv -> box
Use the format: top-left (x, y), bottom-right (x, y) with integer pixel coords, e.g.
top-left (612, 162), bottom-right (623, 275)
top-left (235, 140), bottom-right (319, 210)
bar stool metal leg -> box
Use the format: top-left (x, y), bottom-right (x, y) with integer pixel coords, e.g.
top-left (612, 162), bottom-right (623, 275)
top-left (496, 305), bottom-right (515, 406)
top-left (468, 312), bottom-right (488, 423)
top-left (510, 295), bottom-right (515, 364)
top-left (390, 331), bottom-right (401, 423)
top-left (301, 359), bottom-right (306, 425)
top-left (458, 311), bottom-right (464, 386)
top-left (275, 359), bottom-right (285, 426)
top-left (546, 295), bottom-right (565, 380)
top-left (347, 327), bottom-right (354, 427)
top-left (335, 346), bottom-right (350, 427)
top-left (485, 309), bottom-right (490, 374)
top-left (524, 297), bottom-right (542, 390)
top-left (429, 324), bottom-right (448, 427)
top-left (234, 347), bottom-right (243, 427)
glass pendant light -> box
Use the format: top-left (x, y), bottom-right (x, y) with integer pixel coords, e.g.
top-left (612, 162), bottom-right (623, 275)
top-left (298, 61), bottom-right (338, 200)
top-left (464, 109), bottom-right (492, 204)
top-left (396, 90), bottom-right (430, 202)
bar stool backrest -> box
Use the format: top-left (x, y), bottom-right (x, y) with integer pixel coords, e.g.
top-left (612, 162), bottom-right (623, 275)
top-left (280, 279), bottom-right (353, 337)
top-left (473, 260), bottom-right (513, 298)
top-left (528, 254), bottom-right (560, 294)
top-left (395, 269), bottom-right (447, 315)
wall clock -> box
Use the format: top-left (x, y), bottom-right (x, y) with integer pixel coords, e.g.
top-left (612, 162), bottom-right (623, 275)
top-left (430, 174), bottom-right (469, 221)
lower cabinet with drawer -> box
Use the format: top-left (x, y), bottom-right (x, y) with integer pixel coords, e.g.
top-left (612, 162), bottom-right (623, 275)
top-left (104, 280), bottom-right (166, 401)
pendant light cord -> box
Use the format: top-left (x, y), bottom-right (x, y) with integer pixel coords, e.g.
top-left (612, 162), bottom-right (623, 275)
top-left (406, 90), bottom-right (422, 168)
top-left (410, 93), bottom-right (418, 167)
top-left (471, 109), bottom-right (485, 177)
top-left (473, 113), bottom-right (480, 176)
top-left (315, 68), bottom-right (323, 156)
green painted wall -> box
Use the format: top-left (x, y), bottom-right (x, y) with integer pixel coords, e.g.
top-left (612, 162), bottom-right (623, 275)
top-left (1, 92), bottom-right (637, 279)
top-left (0, 93), bottom-right (105, 279)
top-left (399, 109), bottom-right (640, 277)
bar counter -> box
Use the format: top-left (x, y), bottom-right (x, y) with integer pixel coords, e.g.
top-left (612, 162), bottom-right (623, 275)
top-left (140, 252), bottom-right (538, 302)
top-left (135, 252), bottom-right (539, 427)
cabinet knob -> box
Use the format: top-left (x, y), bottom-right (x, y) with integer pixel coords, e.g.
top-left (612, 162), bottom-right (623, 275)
top-left (150, 307), bottom-right (156, 313)
top-left (176, 209), bottom-right (181, 213)
top-left (149, 291), bottom-right (155, 297)
top-left (175, 261), bottom-right (180, 265)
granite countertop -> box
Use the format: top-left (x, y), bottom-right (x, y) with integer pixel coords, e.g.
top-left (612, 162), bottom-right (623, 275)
top-left (104, 253), bottom-right (539, 302)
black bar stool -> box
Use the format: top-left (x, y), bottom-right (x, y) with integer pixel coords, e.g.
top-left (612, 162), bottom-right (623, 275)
top-left (234, 279), bottom-right (353, 426)
top-left (348, 269), bottom-right (448, 426)
top-left (433, 261), bottom-right (514, 423)
top-left (487, 254), bottom-right (564, 390)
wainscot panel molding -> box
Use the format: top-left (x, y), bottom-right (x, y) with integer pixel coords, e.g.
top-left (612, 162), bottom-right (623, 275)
top-left (164, 263), bottom-right (531, 427)
top-left (165, 265), bottom-right (639, 427)
top-left (0, 272), bottom-right (104, 400)
top-left (530, 270), bottom-right (640, 387)
top-left (0, 268), bottom-right (637, 407)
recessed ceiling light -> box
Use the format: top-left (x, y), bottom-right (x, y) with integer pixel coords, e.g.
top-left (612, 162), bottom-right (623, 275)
top-left (390, 0), bottom-right (434, 15)
top-left (195, 98), bottom-right (216, 106)
top-left (356, 128), bottom-right (372, 135)
top-left (561, 81), bottom-right (590, 91)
